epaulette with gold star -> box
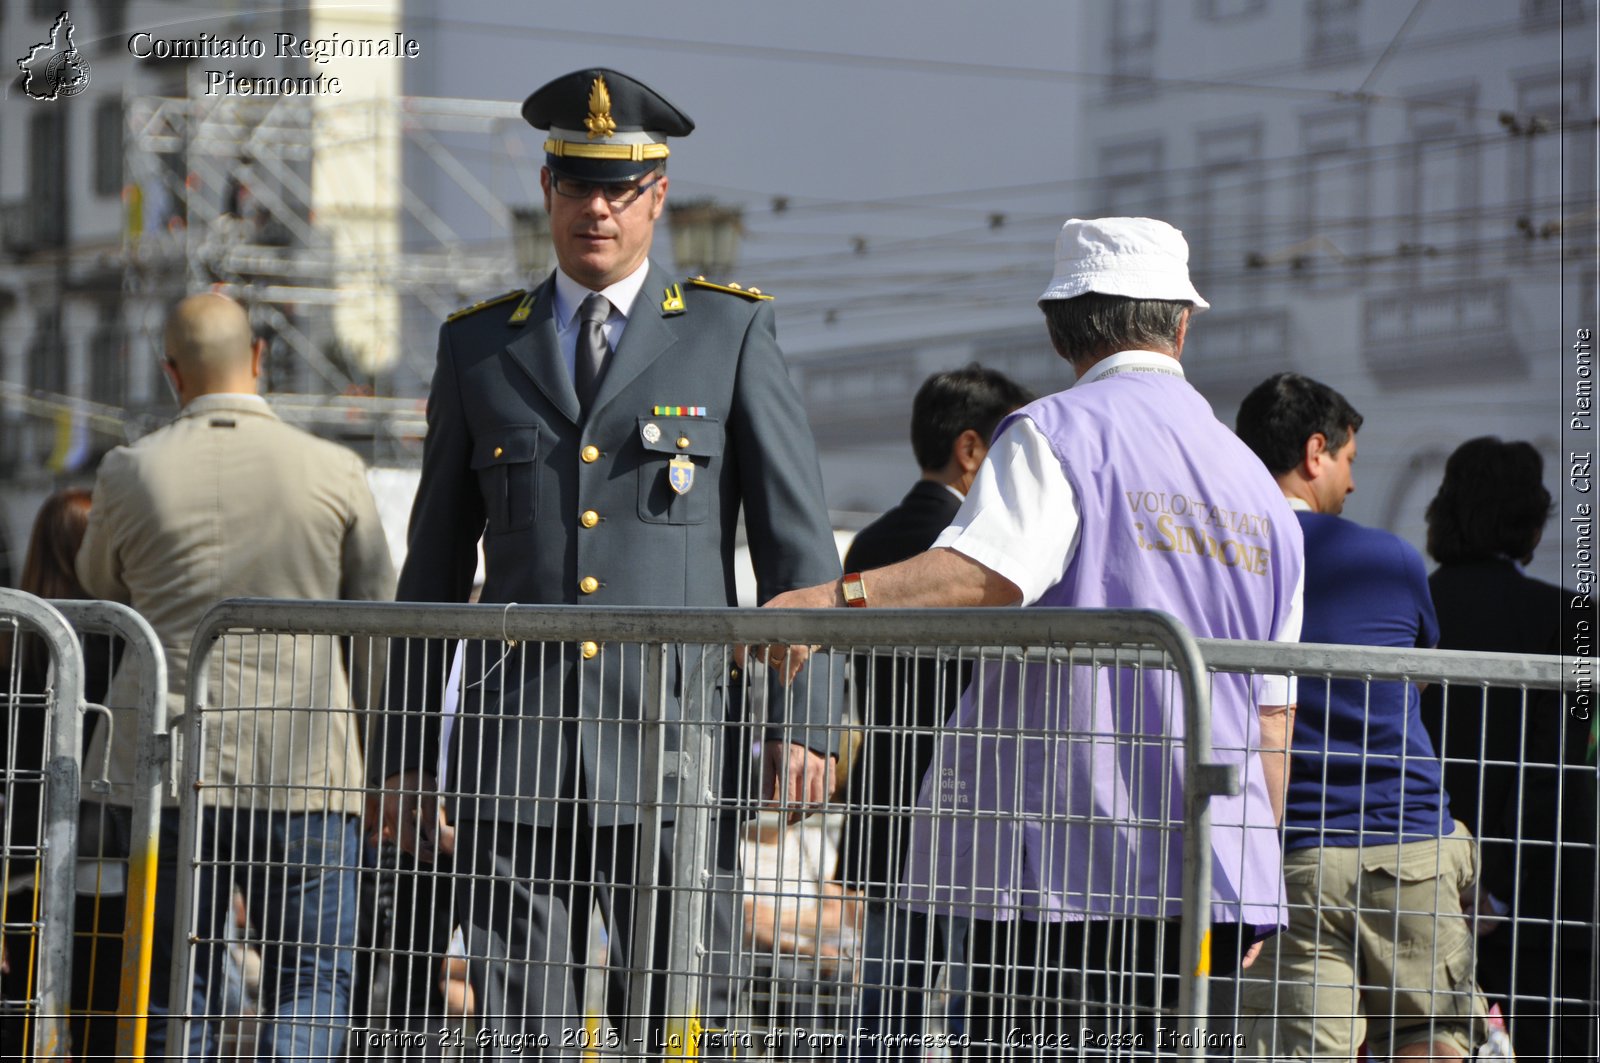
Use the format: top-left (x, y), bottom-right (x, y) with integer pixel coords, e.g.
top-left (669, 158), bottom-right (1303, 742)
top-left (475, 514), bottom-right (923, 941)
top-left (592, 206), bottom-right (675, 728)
top-left (446, 290), bottom-right (524, 323)
top-left (686, 276), bottom-right (774, 301)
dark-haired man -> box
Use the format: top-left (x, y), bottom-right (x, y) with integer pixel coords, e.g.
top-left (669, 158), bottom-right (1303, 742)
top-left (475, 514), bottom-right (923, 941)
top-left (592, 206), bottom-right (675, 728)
top-left (837, 364), bottom-right (1033, 1056)
top-left (1233, 372), bottom-right (1487, 1060)
top-left (770, 218), bottom-right (1303, 1056)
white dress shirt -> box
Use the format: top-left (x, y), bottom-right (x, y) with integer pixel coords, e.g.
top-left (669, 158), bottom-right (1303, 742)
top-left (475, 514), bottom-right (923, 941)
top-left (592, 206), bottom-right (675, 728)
top-left (552, 260), bottom-right (652, 382)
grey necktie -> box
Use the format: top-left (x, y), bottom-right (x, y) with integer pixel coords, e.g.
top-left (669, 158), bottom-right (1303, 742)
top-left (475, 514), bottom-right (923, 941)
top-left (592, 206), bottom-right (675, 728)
top-left (575, 293), bottom-right (611, 414)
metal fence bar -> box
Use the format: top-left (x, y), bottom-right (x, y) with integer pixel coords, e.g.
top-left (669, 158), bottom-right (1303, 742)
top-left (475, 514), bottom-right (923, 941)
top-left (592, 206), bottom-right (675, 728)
top-left (46, 599), bottom-right (169, 1061)
top-left (1189, 638), bottom-right (1574, 689)
top-left (1028, 641), bottom-right (1569, 690)
top-left (1193, 642), bottom-right (1592, 1061)
top-left (188, 599), bottom-right (1575, 689)
top-left (187, 600), bottom-right (1209, 652)
top-left (626, 643), bottom-right (672, 1054)
top-left (0, 589), bottom-right (86, 1061)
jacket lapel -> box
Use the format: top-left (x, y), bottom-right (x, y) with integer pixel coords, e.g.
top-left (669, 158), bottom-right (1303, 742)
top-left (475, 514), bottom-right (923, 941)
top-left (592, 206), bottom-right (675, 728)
top-left (503, 278), bottom-right (581, 424)
top-left (587, 263), bottom-right (680, 420)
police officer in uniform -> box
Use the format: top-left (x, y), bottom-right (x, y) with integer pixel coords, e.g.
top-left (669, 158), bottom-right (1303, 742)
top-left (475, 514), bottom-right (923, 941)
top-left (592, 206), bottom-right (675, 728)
top-left (371, 68), bottom-right (842, 1053)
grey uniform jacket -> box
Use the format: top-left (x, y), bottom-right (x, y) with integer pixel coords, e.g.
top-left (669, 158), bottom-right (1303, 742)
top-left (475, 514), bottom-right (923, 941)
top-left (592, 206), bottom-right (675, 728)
top-left (379, 263), bottom-right (843, 827)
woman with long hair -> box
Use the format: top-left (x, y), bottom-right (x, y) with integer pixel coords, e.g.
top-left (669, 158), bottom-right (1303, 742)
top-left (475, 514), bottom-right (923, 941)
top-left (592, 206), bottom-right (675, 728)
top-left (7, 488), bottom-right (94, 674)
top-left (1422, 437), bottom-right (1598, 1061)
top-left (1, 486), bottom-right (121, 1061)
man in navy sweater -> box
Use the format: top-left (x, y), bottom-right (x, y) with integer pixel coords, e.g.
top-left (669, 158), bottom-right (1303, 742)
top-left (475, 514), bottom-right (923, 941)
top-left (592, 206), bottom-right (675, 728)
top-left (1233, 373), bottom-right (1487, 1060)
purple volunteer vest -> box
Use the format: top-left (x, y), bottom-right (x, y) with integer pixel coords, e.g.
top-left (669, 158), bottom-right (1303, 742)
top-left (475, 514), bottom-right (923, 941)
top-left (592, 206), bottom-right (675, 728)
top-left (902, 366), bottom-right (1303, 928)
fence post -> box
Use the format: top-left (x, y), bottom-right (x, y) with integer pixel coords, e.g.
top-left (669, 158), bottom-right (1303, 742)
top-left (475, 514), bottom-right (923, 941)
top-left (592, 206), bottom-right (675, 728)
top-left (661, 646), bottom-right (717, 1058)
top-left (169, 624), bottom-right (219, 1056)
top-left (0, 589), bottom-right (85, 1061)
top-left (48, 600), bottom-right (168, 1061)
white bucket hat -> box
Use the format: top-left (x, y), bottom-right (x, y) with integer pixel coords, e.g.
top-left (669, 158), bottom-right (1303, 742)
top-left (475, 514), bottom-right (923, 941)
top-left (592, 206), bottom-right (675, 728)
top-left (1038, 217), bottom-right (1209, 311)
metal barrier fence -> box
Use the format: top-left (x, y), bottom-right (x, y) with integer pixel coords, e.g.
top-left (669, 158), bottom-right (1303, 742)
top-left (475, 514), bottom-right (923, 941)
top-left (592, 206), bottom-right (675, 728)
top-left (47, 598), bottom-right (169, 1062)
top-left (170, 599), bottom-right (1595, 1061)
top-left (1185, 638), bottom-right (1595, 1063)
top-left (179, 601), bottom-right (1225, 1061)
top-left (1, 589), bottom-right (86, 1061)
top-left (1, 591), bottom-right (169, 1062)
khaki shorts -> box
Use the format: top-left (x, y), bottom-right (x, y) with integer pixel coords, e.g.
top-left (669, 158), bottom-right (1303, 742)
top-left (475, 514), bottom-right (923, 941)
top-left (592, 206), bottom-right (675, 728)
top-left (1237, 822), bottom-right (1488, 1059)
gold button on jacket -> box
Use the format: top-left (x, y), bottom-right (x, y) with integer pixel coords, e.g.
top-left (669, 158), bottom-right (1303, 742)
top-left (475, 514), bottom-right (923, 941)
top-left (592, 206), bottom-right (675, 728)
top-left (579, 576), bottom-right (599, 594)
top-left (580, 509), bottom-right (600, 528)
top-left (581, 444), bottom-right (600, 463)
top-left (580, 641), bottom-right (599, 660)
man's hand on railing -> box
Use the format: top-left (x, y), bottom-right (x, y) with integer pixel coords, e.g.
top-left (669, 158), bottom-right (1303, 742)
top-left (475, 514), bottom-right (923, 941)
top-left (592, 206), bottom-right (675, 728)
top-left (732, 641), bottom-right (822, 685)
top-left (759, 740), bottom-right (836, 824)
top-left (753, 581), bottom-right (840, 683)
top-left (366, 769), bottom-right (442, 862)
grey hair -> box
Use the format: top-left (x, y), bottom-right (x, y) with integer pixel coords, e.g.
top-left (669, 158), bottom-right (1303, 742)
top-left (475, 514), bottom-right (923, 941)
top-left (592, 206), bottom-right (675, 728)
top-left (1038, 293), bottom-right (1191, 366)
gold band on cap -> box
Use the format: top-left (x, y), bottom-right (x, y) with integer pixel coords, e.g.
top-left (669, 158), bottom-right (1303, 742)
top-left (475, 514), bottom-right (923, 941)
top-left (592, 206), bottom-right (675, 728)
top-left (545, 138), bottom-right (671, 162)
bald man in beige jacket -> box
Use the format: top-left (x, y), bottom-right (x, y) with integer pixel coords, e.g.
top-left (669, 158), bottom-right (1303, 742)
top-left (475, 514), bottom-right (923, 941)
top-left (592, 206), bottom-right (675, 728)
top-left (78, 292), bottom-right (394, 1059)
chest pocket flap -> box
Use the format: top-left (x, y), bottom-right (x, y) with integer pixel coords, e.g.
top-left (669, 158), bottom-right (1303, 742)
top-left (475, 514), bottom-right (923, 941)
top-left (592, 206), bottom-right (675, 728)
top-left (472, 426), bottom-right (539, 468)
top-left (637, 416), bottom-right (724, 458)
top-left (471, 425), bottom-right (539, 533)
top-left (637, 416), bottom-right (721, 525)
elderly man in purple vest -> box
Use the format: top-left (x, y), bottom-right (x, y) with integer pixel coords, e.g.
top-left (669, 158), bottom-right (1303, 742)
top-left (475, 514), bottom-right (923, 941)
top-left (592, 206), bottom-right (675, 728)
top-left (768, 217), bottom-right (1304, 1058)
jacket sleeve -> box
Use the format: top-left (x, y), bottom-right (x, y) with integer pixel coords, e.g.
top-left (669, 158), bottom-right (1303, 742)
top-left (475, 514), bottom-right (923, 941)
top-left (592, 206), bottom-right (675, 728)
top-left (339, 452), bottom-right (398, 604)
top-left (727, 301), bottom-right (845, 756)
top-left (76, 448), bottom-right (132, 605)
top-left (399, 324), bottom-right (484, 604)
top-left (372, 324), bottom-right (484, 785)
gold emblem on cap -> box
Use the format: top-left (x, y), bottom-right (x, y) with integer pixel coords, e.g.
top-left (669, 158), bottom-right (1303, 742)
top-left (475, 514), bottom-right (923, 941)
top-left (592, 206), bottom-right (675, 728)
top-left (585, 76), bottom-right (617, 140)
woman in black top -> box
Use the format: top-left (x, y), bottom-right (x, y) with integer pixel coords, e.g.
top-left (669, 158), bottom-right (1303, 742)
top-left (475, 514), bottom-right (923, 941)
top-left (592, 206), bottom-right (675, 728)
top-left (1421, 437), bottom-right (1597, 1063)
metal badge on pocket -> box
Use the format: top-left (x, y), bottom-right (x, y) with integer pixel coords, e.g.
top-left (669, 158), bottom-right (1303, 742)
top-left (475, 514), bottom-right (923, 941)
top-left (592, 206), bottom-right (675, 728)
top-left (668, 456), bottom-right (695, 495)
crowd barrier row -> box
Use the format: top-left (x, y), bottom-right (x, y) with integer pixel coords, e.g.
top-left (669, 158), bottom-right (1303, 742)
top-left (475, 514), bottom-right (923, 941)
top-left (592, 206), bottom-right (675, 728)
top-left (2, 592), bottom-right (1594, 1060)
top-left (1, 589), bottom-right (168, 1061)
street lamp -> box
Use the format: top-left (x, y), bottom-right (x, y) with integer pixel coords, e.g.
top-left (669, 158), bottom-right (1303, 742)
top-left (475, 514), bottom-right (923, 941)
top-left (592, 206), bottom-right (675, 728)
top-left (668, 199), bottom-right (743, 277)
top-left (510, 207), bottom-right (553, 283)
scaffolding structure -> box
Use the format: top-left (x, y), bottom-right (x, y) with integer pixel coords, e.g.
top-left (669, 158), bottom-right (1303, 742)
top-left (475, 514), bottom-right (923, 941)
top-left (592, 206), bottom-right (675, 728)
top-left (120, 91), bottom-right (549, 462)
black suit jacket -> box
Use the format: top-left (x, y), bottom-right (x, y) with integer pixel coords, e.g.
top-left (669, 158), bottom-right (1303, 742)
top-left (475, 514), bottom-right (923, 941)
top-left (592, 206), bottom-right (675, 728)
top-left (379, 264), bottom-right (843, 826)
top-left (1421, 559), bottom-right (1596, 927)
top-left (836, 479), bottom-right (965, 893)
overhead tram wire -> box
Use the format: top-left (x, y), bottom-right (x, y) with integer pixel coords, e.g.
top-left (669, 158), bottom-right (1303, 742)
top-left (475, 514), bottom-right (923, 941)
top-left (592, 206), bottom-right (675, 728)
top-left (764, 224), bottom-right (1589, 322)
top-left (432, 98), bottom-right (1589, 234)
top-left (682, 122), bottom-right (1587, 231)
top-left (373, 13), bottom-right (1560, 125)
top-left (732, 188), bottom-right (1586, 283)
top-left (1355, 0), bottom-right (1432, 98)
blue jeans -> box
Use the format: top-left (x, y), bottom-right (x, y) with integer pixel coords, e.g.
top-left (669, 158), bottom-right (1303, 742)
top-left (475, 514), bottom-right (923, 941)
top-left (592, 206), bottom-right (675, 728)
top-left (852, 904), bottom-right (958, 1061)
top-left (127, 807), bottom-right (360, 1062)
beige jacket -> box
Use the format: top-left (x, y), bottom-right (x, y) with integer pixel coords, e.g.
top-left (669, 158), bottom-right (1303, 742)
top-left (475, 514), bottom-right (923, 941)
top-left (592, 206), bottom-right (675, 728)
top-left (77, 394), bottom-right (395, 813)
